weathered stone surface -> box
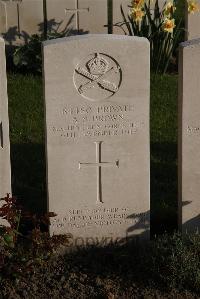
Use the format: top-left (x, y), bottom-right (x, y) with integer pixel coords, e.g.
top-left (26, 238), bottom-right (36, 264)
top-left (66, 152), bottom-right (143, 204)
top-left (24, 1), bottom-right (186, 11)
top-left (43, 34), bottom-right (150, 247)
top-left (178, 38), bottom-right (200, 233)
top-left (46, 0), bottom-right (108, 34)
top-left (0, 37), bottom-right (11, 213)
top-left (185, 0), bottom-right (200, 40)
top-left (112, 0), bottom-right (169, 34)
top-left (18, 0), bottom-right (44, 37)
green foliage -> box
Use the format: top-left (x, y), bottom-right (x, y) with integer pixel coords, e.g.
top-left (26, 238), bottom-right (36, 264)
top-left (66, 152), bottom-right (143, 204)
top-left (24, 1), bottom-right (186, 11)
top-left (0, 192), bottom-right (57, 278)
top-left (175, 0), bottom-right (185, 19)
top-left (13, 35), bottom-right (43, 73)
top-left (13, 31), bottom-right (69, 74)
top-left (119, 0), bottom-right (183, 73)
top-left (0, 194), bottom-right (22, 249)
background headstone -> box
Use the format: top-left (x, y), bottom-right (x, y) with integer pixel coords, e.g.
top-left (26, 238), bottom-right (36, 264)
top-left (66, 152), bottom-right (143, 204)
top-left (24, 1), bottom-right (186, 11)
top-left (185, 0), bottom-right (200, 40)
top-left (0, 0), bottom-right (43, 45)
top-left (0, 37), bottom-right (12, 222)
top-left (46, 0), bottom-right (108, 35)
top-left (0, 1), bottom-right (7, 33)
top-left (18, 0), bottom-right (44, 38)
top-left (0, 1), bottom-right (20, 45)
top-left (44, 34), bottom-right (150, 247)
top-left (112, 0), bottom-right (168, 35)
top-left (178, 38), bottom-right (200, 233)
top-left (0, 0), bottom-right (108, 44)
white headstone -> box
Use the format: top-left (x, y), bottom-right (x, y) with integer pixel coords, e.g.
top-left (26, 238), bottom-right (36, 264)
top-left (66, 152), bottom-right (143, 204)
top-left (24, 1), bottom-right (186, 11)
top-left (112, 0), bottom-right (168, 35)
top-left (43, 34), bottom-right (150, 247)
top-left (178, 38), bottom-right (200, 233)
top-left (18, 0), bottom-right (44, 37)
top-left (0, 1), bottom-right (7, 33)
top-left (185, 0), bottom-right (200, 40)
top-left (46, 0), bottom-right (108, 34)
top-left (0, 37), bottom-right (12, 220)
top-left (0, 1), bottom-right (19, 45)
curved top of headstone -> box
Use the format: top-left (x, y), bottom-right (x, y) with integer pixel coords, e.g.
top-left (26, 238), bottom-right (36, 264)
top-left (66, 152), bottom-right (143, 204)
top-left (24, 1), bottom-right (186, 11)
top-left (43, 34), bottom-right (149, 47)
top-left (180, 38), bottom-right (200, 49)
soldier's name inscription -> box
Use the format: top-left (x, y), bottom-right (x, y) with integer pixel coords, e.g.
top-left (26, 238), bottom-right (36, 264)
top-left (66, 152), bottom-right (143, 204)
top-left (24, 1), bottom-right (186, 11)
top-left (51, 103), bottom-right (145, 139)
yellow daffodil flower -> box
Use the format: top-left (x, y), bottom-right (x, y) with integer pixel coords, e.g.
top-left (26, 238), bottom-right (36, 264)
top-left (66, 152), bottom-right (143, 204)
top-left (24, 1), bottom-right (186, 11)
top-left (164, 2), bottom-right (176, 17)
top-left (162, 18), bottom-right (176, 33)
top-left (188, 0), bottom-right (200, 14)
top-left (131, 7), bottom-right (145, 23)
top-left (132, 0), bottom-right (145, 8)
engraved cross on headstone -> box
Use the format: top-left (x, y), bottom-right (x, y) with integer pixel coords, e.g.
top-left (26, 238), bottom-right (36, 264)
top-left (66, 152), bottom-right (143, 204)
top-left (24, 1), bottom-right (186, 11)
top-left (79, 141), bottom-right (119, 204)
top-left (65, 0), bottom-right (89, 32)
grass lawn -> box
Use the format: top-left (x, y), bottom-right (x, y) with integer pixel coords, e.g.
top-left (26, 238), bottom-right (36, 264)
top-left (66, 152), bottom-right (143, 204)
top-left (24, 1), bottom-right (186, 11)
top-left (8, 74), bottom-right (46, 215)
top-left (8, 72), bottom-right (178, 234)
top-left (151, 74), bottom-right (178, 233)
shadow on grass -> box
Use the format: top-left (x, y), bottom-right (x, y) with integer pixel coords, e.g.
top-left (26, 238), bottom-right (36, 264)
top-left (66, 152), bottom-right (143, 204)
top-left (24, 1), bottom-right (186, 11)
top-left (44, 233), bottom-right (200, 297)
top-left (151, 141), bottom-right (177, 234)
top-left (10, 143), bottom-right (46, 215)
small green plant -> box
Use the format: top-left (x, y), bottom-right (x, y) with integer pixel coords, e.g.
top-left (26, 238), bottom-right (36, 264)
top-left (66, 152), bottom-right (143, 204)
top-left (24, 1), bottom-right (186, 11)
top-left (0, 193), bottom-right (57, 277)
top-left (0, 194), bottom-right (22, 279)
top-left (118, 0), bottom-right (183, 73)
top-left (13, 29), bottom-right (72, 73)
top-left (13, 32), bottom-right (68, 73)
top-left (13, 35), bottom-right (44, 73)
top-left (0, 194), bottom-right (22, 249)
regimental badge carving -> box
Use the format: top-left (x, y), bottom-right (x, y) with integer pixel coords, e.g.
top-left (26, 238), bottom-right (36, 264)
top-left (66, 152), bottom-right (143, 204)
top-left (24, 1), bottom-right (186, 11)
top-left (74, 53), bottom-right (122, 102)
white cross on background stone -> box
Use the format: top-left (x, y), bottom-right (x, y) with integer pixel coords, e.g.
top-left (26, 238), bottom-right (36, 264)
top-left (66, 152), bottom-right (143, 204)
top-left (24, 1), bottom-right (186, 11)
top-left (79, 141), bottom-right (119, 204)
top-left (65, 0), bottom-right (89, 32)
